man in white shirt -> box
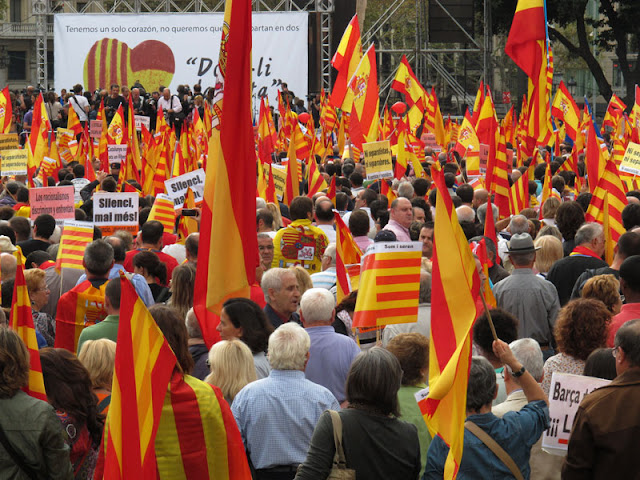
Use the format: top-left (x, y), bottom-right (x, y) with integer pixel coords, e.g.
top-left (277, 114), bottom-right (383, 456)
top-left (69, 84), bottom-right (90, 124)
top-left (314, 199), bottom-right (336, 243)
top-left (157, 87), bottom-right (182, 128)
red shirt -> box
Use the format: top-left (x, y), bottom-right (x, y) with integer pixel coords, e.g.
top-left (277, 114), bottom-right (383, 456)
top-left (607, 303), bottom-right (640, 347)
top-left (123, 248), bottom-right (179, 285)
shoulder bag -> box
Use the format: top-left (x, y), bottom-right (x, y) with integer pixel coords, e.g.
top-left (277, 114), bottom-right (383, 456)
top-left (326, 410), bottom-right (356, 480)
top-left (0, 420), bottom-right (40, 480)
top-left (464, 420), bottom-right (524, 480)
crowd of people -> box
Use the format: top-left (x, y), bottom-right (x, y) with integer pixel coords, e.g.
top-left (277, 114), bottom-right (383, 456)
top-left (0, 77), bottom-right (640, 479)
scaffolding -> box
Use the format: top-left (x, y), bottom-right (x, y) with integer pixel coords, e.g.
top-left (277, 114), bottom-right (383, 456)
top-left (32, 0), bottom-right (334, 91)
top-left (363, 0), bottom-right (489, 114)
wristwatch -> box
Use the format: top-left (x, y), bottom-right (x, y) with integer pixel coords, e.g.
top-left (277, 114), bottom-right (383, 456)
top-left (512, 365), bottom-right (526, 378)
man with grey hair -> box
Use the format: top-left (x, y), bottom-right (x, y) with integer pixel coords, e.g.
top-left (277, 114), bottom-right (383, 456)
top-left (310, 243), bottom-right (336, 290)
top-left (425, 340), bottom-right (548, 478)
top-left (185, 308), bottom-right (209, 381)
top-left (397, 181), bottom-right (415, 199)
top-left (232, 323), bottom-right (339, 479)
top-left (382, 271), bottom-right (432, 345)
top-left (456, 205), bottom-right (476, 224)
top-left (493, 233), bottom-right (560, 359)
top-left (256, 197), bottom-right (267, 209)
top-left (508, 215), bottom-right (531, 235)
top-left (300, 288), bottom-right (360, 404)
top-left (492, 339), bottom-right (563, 477)
top-left (547, 222), bottom-right (608, 305)
top-left (262, 267), bottom-right (301, 328)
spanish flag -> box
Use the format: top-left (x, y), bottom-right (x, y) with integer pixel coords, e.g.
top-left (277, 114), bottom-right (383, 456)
top-left (391, 55), bottom-right (426, 111)
top-left (104, 274), bottom-right (176, 478)
top-left (335, 211), bottom-right (362, 303)
top-left (0, 86), bottom-right (12, 133)
top-left (258, 96), bottom-right (276, 163)
top-left (347, 43), bottom-right (380, 150)
top-left (28, 93), bottom-right (50, 183)
top-left (194, 0), bottom-right (257, 348)
top-left (330, 14), bottom-right (363, 111)
top-left (421, 165), bottom-right (481, 479)
top-left (551, 80), bottom-right (579, 141)
top-left (352, 241), bottom-right (421, 328)
top-left (10, 249), bottom-right (47, 401)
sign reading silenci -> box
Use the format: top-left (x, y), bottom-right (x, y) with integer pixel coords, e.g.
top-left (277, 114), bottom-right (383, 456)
top-left (542, 372), bottom-right (611, 456)
top-left (164, 168), bottom-right (205, 210)
top-left (29, 186), bottom-right (76, 221)
top-left (363, 140), bottom-right (393, 181)
top-left (92, 192), bottom-right (139, 236)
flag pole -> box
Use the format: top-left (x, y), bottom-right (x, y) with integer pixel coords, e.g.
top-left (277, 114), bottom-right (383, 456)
top-left (478, 288), bottom-right (499, 342)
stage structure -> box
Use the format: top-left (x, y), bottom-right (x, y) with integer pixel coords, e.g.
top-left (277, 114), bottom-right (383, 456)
top-left (363, 0), bottom-right (491, 114)
top-left (33, 0), bottom-right (334, 93)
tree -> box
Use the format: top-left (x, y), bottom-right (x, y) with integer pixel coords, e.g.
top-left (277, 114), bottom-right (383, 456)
top-left (491, 0), bottom-right (640, 106)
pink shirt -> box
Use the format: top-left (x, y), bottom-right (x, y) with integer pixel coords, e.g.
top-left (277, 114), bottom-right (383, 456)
top-left (607, 303), bottom-right (640, 347)
top-left (383, 219), bottom-right (411, 242)
top-left (354, 235), bottom-right (373, 253)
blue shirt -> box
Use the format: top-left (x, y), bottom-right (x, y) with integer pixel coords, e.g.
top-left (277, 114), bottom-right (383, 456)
top-left (310, 267), bottom-right (337, 290)
top-left (304, 325), bottom-right (360, 403)
top-left (232, 369), bottom-right (340, 469)
top-left (424, 400), bottom-right (549, 479)
top-left (76, 264), bottom-right (154, 307)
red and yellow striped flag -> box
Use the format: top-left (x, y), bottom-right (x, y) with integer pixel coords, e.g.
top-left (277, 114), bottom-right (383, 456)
top-left (0, 86), bottom-right (12, 133)
top-left (509, 170), bottom-right (530, 215)
top-left (10, 249), bottom-right (47, 401)
top-left (424, 87), bottom-right (446, 149)
top-left (148, 193), bottom-right (177, 234)
top-left (307, 155), bottom-right (328, 198)
top-left (421, 165), bottom-right (481, 479)
top-left (585, 157), bottom-right (626, 265)
top-left (104, 274), bottom-right (177, 478)
top-left (194, 0), bottom-right (257, 348)
top-left (352, 241), bottom-right (421, 328)
top-left (258, 96), bottom-right (276, 163)
top-left (56, 221), bottom-right (94, 271)
top-left (67, 98), bottom-right (83, 136)
top-left (327, 175), bottom-right (337, 207)
top-left (28, 93), bottom-right (50, 185)
top-left (335, 211), bottom-right (362, 303)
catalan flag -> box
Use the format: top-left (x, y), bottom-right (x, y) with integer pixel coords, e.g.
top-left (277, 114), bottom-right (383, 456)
top-left (509, 169), bottom-right (530, 215)
top-left (335, 211), bottom-right (362, 303)
top-left (103, 274), bottom-right (177, 479)
top-left (10, 249), bottom-right (47, 401)
top-left (148, 193), bottom-right (177, 234)
top-left (258, 96), bottom-right (276, 163)
top-left (424, 87), bottom-right (446, 149)
top-left (307, 155), bottom-right (328, 198)
top-left (330, 14), bottom-right (363, 111)
top-left (421, 166), bottom-right (481, 479)
top-left (56, 221), bottom-right (94, 271)
top-left (67, 97), bottom-right (83, 136)
top-left (602, 93), bottom-right (626, 134)
top-left (470, 238), bottom-right (497, 308)
top-left (194, 0), bottom-right (257, 348)
top-left (352, 241), bottom-right (421, 328)
top-left (284, 127), bottom-right (301, 205)
top-left (0, 86), bottom-right (12, 133)
top-left (585, 157), bottom-right (626, 265)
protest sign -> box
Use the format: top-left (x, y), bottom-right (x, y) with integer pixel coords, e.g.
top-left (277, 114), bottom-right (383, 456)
top-left (29, 186), bottom-right (76, 222)
top-left (90, 120), bottom-right (102, 139)
top-left (164, 168), bottom-right (205, 209)
top-left (271, 165), bottom-right (287, 201)
top-left (108, 144), bottom-right (128, 165)
top-left (542, 372), bottom-right (611, 456)
top-left (363, 140), bottom-right (393, 181)
top-left (1, 149), bottom-right (28, 176)
top-left (479, 143), bottom-right (489, 174)
top-left (134, 115), bottom-right (151, 132)
top-left (619, 141), bottom-right (640, 176)
top-left (93, 192), bottom-right (139, 235)
top-left (0, 133), bottom-right (19, 152)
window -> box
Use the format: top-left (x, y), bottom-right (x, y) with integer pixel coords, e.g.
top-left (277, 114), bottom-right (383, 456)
top-left (10, 0), bottom-right (21, 22)
top-left (8, 51), bottom-right (26, 81)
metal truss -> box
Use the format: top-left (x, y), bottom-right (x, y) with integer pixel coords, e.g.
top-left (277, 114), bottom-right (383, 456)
top-left (364, 0), bottom-right (486, 112)
top-left (31, 0), bottom-right (334, 90)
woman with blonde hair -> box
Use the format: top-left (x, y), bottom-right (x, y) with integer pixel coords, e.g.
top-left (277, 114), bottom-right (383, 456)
top-left (205, 339), bottom-right (257, 405)
top-left (541, 196), bottom-right (561, 227)
top-left (78, 338), bottom-right (116, 415)
top-left (582, 274), bottom-right (622, 314)
top-left (533, 234), bottom-right (563, 278)
top-left (266, 202), bottom-right (284, 230)
top-left (24, 268), bottom-right (55, 346)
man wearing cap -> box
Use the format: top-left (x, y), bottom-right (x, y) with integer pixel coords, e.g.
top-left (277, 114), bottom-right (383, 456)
top-left (493, 233), bottom-right (561, 359)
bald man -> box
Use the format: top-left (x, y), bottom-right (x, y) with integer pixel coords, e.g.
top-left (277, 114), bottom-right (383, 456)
top-left (473, 189), bottom-right (489, 209)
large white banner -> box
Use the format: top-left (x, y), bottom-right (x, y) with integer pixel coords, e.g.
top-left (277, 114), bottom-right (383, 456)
top-left (54, 12), bottom-right (308, 112)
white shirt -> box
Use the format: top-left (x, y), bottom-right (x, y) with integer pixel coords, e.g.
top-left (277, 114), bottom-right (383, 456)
top-left (157, 95), bottom-right (182, 114)
top-left (69, 95), bottom-right (89, 122)
top-left (316, 224), bottom-right (336, 243)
